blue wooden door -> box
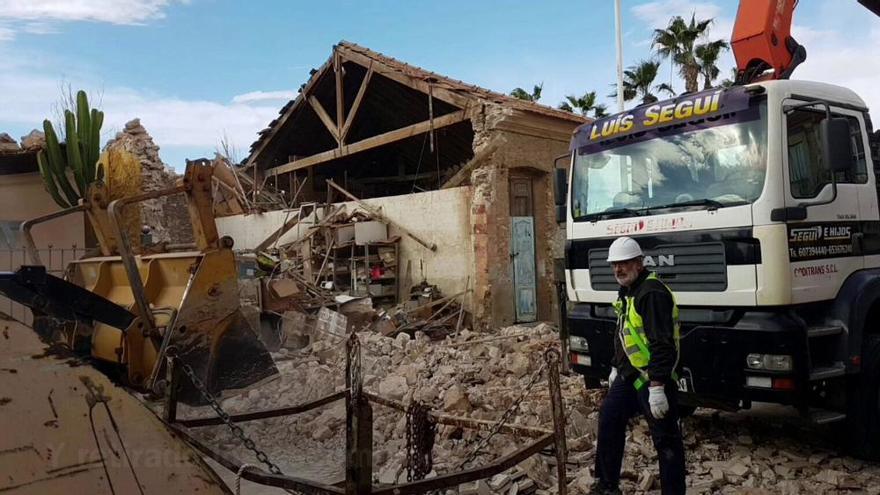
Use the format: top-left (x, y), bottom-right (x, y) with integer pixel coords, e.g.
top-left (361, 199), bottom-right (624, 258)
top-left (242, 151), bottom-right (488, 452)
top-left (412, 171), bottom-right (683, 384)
top-left (511, 216), bottom-right (537, 322)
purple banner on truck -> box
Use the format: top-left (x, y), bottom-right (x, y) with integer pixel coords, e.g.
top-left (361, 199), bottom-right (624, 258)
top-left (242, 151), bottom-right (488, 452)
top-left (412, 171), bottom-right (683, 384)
top-left (570, 86), bottom-right (754, 153)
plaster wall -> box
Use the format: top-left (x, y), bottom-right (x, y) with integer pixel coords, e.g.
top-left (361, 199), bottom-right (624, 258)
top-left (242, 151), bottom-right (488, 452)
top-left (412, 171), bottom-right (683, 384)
top-left (0, 172), bottom-right (86, 322)
top-left (216, 208), bottom-right (321, 250)
top-left (217, 186), bottom-right (475, 313)
top-left (352, 187), bottom-right (474, 313)
top-left (0, 172), bottom-right (85, 250)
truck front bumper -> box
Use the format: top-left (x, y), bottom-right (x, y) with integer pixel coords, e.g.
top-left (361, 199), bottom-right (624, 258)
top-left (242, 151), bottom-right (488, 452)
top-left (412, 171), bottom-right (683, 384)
top-left (567, 302), bottom-right (810, 409)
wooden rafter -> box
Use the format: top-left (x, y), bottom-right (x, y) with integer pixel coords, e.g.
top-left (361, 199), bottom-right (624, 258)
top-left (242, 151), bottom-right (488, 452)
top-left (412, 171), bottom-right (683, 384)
top-left (340, 66), bottom-right (373, 142)
top-left (270, 109), bottom-right (468, 175)
top-left (308, 96), bottom-right (339, 142)
top-left (245, 57), bottom-right (332, 168)
top-left (337, 47), bottom-right (471, 109)
top-left (334, 52), bottom-right (344, 150)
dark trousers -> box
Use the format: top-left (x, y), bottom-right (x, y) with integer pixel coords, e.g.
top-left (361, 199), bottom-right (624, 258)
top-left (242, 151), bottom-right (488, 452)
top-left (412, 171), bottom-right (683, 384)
top-left (595, 375), bottom-right (686, 494)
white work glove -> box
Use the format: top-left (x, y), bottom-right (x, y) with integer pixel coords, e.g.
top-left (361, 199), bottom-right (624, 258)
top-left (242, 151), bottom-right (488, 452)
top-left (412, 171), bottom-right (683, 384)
top-left (608, 367), bottom-right (618, 388)
top-left (648, 385), bottom-right (669, 419)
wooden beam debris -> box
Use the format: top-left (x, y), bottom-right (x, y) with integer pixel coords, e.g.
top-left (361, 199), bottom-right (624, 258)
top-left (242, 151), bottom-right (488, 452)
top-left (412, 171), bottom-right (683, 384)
top-left (254, 209), bottom-right (302, 253)
top-left (271, 110), bottom-right (467, 175)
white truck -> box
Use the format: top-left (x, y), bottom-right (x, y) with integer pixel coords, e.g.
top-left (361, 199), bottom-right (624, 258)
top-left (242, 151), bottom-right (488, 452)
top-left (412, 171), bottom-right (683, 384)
top-left (556, 78), bottom-right (880, 458)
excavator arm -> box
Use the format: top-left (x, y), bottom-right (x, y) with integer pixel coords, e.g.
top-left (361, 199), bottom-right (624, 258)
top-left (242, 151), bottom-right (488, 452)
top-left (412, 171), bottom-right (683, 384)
top-left (733, 0), bottom-right (880, 84)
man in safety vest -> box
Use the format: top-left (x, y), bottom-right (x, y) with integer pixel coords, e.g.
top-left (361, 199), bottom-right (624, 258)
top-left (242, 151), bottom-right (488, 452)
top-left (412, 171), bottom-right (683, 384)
top-left (590, 237), bottom-right (686, 495)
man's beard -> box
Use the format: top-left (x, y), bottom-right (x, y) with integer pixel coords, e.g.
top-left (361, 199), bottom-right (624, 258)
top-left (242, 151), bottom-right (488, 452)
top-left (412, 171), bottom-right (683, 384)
top-left (615, 271), bottom-right (637, 287)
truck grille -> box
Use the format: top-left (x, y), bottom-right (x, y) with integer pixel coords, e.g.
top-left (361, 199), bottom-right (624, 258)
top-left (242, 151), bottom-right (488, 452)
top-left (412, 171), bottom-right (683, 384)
top-left (588, 242), bottom-right (727, 292)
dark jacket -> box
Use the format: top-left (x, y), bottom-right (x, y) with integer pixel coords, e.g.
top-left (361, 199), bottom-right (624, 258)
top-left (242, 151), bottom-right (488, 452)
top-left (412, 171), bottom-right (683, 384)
top-left (611, 269), bottom-right (678, 385)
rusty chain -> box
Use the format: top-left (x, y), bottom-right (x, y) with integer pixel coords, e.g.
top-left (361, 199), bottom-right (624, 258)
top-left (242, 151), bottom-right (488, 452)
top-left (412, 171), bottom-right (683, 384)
top-left (347, 333), bottom-right (362, 396)
top-left (405, 401), bottom-right (436, 482)
top-left (167, 349), bottom-right (287, 478)
top-left (456, 358), bottom-right (549, 469)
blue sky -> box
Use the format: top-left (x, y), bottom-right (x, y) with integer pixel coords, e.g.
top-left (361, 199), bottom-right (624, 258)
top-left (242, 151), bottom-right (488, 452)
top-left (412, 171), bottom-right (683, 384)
top-left (1, 0), bottom-right (878, 170)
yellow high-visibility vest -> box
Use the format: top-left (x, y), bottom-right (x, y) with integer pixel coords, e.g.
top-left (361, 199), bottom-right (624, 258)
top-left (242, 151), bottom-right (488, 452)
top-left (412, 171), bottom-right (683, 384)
top-left (612, 272), bottom-right (680, 389)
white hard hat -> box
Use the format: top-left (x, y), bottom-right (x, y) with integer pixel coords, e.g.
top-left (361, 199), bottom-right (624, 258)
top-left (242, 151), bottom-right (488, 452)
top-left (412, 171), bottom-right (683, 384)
top-left (607, 236), bottom-right (643, 262)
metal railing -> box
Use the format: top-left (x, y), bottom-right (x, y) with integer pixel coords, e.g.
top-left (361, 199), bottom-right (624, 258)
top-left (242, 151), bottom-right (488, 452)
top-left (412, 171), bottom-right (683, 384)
top-left (163, 334), bottom-right (569, 495)
top-left (0, 244), bottom-right (86, 323)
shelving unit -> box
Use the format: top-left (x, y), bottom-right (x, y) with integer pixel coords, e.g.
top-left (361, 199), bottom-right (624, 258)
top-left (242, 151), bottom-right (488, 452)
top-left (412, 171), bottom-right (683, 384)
top-left (318, 225), bottom-right (399, 308)
top-left (360, 239), bottom-right (400, 308)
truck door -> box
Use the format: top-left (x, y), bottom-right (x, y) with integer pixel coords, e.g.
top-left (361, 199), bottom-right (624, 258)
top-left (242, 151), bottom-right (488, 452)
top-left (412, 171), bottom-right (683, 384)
top-left (783, 100), bottom-right (870, 302)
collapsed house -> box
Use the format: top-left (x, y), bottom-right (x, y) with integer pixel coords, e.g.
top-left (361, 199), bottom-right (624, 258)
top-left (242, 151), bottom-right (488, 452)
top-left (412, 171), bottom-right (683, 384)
top-left (233, 41), bottom-right (586, 328)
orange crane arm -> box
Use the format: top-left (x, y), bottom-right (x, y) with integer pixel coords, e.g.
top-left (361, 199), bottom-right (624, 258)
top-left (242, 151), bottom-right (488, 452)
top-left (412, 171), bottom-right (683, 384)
top-left (732, 0), bottom-right (880, 84)
top-left (732, 0), bottom-right (804, 84)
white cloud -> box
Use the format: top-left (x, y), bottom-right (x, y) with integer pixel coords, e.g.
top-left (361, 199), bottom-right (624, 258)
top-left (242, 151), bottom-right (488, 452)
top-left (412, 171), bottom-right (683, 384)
top-left (22, 22), bottom-right (60, 35)
top-left (231, 90), bottom-right (297, 105)
top-left (0, 55), bottom-right (281, 168)
top-left (630, 0), bottom-right (880, 114)
top-left (631, 0), bottom-right (723, 27)
top-left (0, 0), bottom-right (186, 41)
top-left (0, 23), bottom-right (14, 42)
top-left (793, 26), bottom-right (880, 114)
top-left (790, 25), bottom-right (836, 46)
top-left (631, 0), bottom-right (731, 44)
top-left (629, 0), bottom-right (735, 95)
top-left (0, 0), bottom-right (184, 25)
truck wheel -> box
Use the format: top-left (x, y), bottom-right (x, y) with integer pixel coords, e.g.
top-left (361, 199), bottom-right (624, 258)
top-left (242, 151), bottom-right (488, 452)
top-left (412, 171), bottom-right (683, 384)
top-left (844, 334), bottom-right (880, 460)
top-left (583, 375), bottom-right (602, 390)
top-left (678, 405), bottom-right (697, 418)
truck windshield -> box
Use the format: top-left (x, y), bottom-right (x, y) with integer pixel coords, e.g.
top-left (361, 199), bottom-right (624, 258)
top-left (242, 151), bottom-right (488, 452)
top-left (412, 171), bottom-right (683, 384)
top-left (571, 100), bottom-right (768, 221)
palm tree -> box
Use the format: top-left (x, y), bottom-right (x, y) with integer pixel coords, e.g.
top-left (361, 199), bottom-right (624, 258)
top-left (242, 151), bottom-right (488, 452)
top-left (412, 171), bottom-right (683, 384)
top-left (720, 67), bottom-right (738, 88)
top-left (652, 14), bottom-right (716, 93)
top-left (558, 91), bottom-right (608, 118)
top-left (510, 83), bottom-right (543, 102)
top-left (695, 39), bottom-right (730, 89)
top-left (611, 60), bottom-right (677, 105)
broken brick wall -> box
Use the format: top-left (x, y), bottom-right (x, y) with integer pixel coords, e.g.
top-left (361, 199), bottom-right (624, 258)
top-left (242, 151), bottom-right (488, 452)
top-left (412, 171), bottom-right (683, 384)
top-left (468, 109), bottom-right (572, 329)
top-left (105, 119), bottom-right (193, 245)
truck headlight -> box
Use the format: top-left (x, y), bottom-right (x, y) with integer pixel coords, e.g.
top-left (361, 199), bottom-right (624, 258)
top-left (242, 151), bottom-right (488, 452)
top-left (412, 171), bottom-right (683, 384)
top-left (569, 336), bottom-right (589, 352)
top-left (746, 353), bottom-right (793, 371)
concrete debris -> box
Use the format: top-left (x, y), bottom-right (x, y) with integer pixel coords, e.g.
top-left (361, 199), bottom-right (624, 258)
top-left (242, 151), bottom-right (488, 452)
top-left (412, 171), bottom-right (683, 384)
top-left (378, 375), bottom-right (408, 400)
top-left (637, 470), bottom-right (655, 491)
top-left (0, 133), bottom-right (19, 153)
top-left (19, 130), bottom-right (45, 151)
top-left (180, 313), bottom-right (880, 494)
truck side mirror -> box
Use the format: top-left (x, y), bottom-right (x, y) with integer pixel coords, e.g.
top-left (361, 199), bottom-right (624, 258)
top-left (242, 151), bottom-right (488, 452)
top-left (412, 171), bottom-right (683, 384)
top-left (553, 167), bottom-right (568, 223)
top-left (822, 117), bottom-right (856, 173)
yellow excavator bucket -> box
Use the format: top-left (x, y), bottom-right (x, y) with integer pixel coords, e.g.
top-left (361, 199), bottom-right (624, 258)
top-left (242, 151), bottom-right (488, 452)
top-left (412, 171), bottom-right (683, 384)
top-left (2, 161), bottom-right (276, 404)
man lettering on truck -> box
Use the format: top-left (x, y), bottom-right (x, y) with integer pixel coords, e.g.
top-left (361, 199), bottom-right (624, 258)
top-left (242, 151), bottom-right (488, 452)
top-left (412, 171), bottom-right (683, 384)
top-left (590, 237), bottom-right (686, 495)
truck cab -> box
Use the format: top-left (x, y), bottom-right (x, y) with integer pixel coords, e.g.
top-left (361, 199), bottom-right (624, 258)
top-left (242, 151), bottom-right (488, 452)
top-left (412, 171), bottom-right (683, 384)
top-left (559, 80), bottom-right (880, 458)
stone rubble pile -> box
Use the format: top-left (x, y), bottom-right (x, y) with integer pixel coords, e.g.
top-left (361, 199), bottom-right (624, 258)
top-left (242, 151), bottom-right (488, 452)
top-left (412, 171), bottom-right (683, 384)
top-left (19, 130), bottom-right (46, 151)
top-left (104, 119), bottom-right (193, 244)
top-left (0, 133), bottom-right (20, 153)
top-left (185, 323), bottom-right (880, 494)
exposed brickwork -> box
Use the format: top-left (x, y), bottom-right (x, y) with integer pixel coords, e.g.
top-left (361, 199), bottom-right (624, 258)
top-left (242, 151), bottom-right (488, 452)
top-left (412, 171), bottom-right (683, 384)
top-left (467, 113), bottom-right (571, 328)
top-left (105, 119), bottom-right (193, 245)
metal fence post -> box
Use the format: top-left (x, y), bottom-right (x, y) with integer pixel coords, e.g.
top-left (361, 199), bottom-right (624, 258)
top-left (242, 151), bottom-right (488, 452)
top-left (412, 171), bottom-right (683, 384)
top-left (345, 334), bottom-right (372, 494)
top-left (546, 349), bottom-right (568, 495)
top-left (164, 355), bottom-right (181, 423)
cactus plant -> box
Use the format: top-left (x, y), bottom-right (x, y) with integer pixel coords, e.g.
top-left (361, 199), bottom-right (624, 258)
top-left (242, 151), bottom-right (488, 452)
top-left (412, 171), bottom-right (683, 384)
top-left (36, 90), bottom-right (104, 208)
